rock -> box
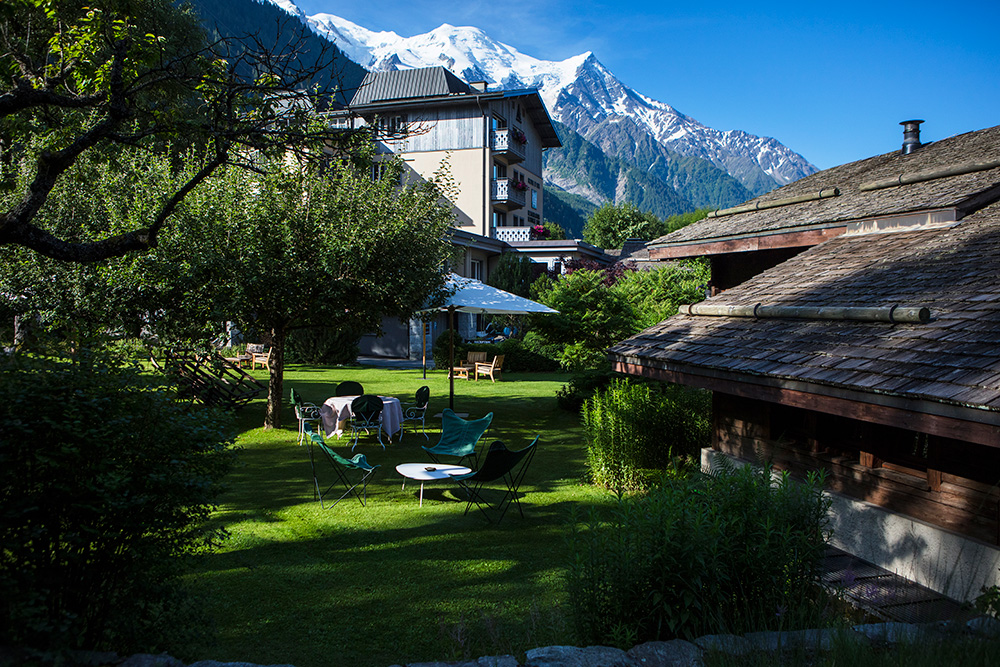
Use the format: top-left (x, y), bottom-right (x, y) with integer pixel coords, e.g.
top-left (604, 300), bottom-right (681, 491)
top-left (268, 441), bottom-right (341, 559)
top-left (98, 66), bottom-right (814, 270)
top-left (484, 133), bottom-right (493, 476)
top-left (405, 657), bottom-right (519, 667)
top-left (524, 645), bottom-right (635, 667)
top-left (626, 640), bottom-right (703, 666)
top-left (691, 635), bottom-right (752, 656)
top-left (188, 662), bottom-right (296, 667)
top-left (967, 616), bottom-right (1000, 638)
top-left (743, 629), bottom-right (838, 652)
top-left (120, 654), bottom-right (186, 667)
top-left (850, 623), bottom-right (922, 644)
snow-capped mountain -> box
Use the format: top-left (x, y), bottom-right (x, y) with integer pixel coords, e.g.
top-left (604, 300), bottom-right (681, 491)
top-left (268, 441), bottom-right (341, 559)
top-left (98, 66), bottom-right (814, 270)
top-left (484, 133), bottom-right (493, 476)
top-left (299, 10), bottom-right (817, 193)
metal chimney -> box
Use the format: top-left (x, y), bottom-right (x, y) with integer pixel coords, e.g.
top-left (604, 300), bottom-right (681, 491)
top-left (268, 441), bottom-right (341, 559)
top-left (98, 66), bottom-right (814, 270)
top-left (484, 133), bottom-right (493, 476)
top-left (900, 119), bottom-right (924, 155)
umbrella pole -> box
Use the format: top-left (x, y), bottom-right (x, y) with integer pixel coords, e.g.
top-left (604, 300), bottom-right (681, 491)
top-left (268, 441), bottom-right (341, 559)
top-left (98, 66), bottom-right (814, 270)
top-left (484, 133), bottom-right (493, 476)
top-left (449, 306), bottom-right (455, 410)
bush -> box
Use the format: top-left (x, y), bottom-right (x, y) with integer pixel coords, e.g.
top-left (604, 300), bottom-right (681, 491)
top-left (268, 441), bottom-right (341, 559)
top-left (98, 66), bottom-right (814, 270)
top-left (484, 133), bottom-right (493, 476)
top-left (285, 325), bottom-right (363, 365)
top-left (555, 367), bottom-right (621, 412)
top-left (497, 338), bottom-right (560, 373)
top-left (582, 379), bottom-right (710, 491)
top-left (0, 352), bottom-right (236, 657)
top-left (568, 462), bottom-right (831, 646)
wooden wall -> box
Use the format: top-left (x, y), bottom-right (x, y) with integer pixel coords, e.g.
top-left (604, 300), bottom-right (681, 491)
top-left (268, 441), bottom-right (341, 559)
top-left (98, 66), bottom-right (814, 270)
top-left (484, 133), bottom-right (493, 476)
top-left (713, 393), bottom-right (1000, 545)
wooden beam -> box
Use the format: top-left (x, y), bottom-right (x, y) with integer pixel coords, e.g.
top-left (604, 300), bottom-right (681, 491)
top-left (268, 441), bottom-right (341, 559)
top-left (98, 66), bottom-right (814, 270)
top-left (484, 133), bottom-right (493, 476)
top-left (649, 226), bottom-right (847, 260)
top-left (613, 361), bottom-right (1000, 449)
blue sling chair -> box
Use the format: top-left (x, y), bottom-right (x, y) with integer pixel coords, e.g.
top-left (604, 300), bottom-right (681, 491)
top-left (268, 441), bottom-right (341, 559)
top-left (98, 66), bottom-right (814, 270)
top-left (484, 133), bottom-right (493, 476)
top-left (421, 408), bottom-right (493, 467)
top-left (304, 423), bottom-right (379, 509)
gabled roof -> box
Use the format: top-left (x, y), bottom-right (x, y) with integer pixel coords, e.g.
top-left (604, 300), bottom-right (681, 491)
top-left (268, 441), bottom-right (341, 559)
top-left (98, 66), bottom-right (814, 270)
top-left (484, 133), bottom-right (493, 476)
top-left (350, 67), bottom-right (474, 105)
top-left (650, 124), bottom-right (1000, 258)
top-left (611, 199), bottom-right (1000, 444)
top-left (346, 66), bottom-right (561, 148)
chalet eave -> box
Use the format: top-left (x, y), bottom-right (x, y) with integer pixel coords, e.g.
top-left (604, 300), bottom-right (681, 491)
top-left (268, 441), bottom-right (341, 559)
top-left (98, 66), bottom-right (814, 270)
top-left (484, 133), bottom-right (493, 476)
top-left (610, 354), bottom-right (1000, 449)
top-left (648, 207), bottom-right (961, 260)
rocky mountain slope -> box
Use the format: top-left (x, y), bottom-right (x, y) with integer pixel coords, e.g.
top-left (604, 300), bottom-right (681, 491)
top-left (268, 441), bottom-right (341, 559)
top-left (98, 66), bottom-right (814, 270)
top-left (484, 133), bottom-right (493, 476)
top-left (253, 0), bottom-right (818, 223)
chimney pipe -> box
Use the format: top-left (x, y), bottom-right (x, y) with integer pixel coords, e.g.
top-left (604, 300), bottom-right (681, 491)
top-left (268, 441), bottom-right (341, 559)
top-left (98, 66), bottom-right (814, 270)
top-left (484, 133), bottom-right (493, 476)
top-left (900, 119), bottom-right (924, 155)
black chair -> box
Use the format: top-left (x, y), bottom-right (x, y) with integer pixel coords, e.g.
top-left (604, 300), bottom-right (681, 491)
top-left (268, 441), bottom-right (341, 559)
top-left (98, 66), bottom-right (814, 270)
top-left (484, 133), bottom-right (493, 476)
top-left (453, 436), bottom-right (538, 523)
top-left (304, 424), bottom-right (379, 509)
top-left (400, 385), bottom-right (430, 441)
top-left (335, 380), bottom-right (364, 397)
top-left (349, 394), bottom-right (384, 450)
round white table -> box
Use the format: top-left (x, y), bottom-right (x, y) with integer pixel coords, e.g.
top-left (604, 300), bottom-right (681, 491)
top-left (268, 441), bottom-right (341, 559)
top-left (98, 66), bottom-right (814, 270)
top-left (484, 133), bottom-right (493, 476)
top-left (395, 463), bottom-right (471, 507)
top-left (320, 395), bottom-right (403, 440)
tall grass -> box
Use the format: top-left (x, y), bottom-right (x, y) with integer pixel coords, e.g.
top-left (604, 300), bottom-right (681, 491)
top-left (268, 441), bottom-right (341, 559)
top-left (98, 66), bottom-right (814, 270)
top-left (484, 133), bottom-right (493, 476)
top-left (582, 379), bottom-right (710, 492)
top-left (567, 461), bottom-right (832, 646)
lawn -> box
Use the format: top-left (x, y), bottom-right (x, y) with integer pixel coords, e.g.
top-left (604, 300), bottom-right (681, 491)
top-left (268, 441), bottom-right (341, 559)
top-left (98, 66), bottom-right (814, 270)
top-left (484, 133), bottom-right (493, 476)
top-left (184, 364), bottom-right (612, 667)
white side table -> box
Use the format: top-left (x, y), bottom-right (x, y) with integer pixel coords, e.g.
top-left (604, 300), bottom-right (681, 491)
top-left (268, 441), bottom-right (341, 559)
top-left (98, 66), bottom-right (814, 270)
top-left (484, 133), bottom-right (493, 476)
top-left (395, 463), bottom-right (471, 506)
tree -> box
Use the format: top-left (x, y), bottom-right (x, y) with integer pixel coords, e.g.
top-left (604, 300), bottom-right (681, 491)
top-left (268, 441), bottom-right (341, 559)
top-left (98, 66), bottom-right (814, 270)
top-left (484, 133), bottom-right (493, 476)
top-left (487, 252), bottom-right (536, 298)
top-left (164, 152), bottom-right (456, 429)
top-left (582, 202), bottom-right (664, 249)
top-left (543, 220), bottom-right (567, 240)
top-left (0, 0), bottom-right (356, 262)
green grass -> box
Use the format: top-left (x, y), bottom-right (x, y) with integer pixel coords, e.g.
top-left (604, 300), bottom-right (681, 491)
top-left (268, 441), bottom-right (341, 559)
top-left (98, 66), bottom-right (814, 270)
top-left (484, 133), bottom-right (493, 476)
top-left (183, 364), bottom-right (611, 667)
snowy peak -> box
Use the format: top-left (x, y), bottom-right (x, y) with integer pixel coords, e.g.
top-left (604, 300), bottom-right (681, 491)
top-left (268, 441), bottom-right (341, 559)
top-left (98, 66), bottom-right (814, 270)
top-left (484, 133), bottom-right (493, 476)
top-left (265, 0), bottom-right (816, 191)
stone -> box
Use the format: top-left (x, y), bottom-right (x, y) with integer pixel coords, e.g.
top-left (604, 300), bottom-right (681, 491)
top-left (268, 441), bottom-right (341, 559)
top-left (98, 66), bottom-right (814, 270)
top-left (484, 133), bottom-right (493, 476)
top-left (524, 645), bottom-right (636, 667)
top-left (691, 635), bottom-right (752, 656)
top-left (850, 622), bottom-right (922, 644)
top-left (967, 615), bottom-right (1000, 638)
top-left (743, 628), bottom-right (838, 652)
top-left (405, 657), bottom-right (519, 667)
top-left (121, 654), bottom-right (186, 667)
top-left (626, 640), bottom-right (703, 666)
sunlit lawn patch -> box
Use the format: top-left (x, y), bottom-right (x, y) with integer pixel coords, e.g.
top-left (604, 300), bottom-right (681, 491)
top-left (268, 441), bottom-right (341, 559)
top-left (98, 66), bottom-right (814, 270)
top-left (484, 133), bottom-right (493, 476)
top-left (185, 365), bottom-right (608, 667)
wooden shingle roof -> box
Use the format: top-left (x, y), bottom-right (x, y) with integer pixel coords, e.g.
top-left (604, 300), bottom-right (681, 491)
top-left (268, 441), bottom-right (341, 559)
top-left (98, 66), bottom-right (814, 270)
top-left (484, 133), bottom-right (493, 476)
top-left (651, 125), bottom-right (1000, 253)
top-left (611, 200), bottom-right (1000, 431)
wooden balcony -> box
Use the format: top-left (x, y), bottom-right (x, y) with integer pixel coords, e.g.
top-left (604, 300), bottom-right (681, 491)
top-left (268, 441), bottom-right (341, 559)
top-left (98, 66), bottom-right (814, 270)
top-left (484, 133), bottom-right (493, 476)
top-left (494, 226), bottom-right (532, 242)
top-left (491, 129), bottom-right (526, 164)
top-left (491, 179), bottom-right (526, 211)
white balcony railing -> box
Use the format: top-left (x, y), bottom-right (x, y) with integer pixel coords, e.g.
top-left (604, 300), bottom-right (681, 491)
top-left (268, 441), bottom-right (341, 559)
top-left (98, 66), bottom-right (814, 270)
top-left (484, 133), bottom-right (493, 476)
top-left (491, 179), bottom-right (526, 209)
top-left (494, 226), bottom-right (532, 242)
top-left (490, 129), bottom-right (526, 163)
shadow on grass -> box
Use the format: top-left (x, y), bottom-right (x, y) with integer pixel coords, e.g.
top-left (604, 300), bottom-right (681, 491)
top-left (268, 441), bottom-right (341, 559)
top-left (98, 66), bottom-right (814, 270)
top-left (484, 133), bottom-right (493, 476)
top-left (188, 367), bottom-right (605, 667)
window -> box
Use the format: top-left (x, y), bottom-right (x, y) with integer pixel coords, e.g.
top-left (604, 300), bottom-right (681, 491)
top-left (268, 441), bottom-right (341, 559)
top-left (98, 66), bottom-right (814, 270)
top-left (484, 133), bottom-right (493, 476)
top-left (470, 259), bottom-right (483, 281)
top-left (492, 211), bottom-right (507, 227)
top-left (531, 190), bottom-right (538, 209)
top-left (492, 114), bottom-right (507, 130)
top-left (370, 162), bottom-right (400, 184)
top-left (377, 114), bottom-right (408, 137)
top-left (513, 215), bottom-right (525, 227)
top-left (493, 162), bottom-right (507, 179)
top-left (515, 105), bottom-right (523, 123)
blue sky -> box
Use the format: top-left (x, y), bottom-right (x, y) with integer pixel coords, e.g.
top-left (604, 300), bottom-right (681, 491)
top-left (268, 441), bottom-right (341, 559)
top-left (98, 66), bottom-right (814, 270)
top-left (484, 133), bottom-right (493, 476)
top-left (293, 0), bottom-right (1000, 170)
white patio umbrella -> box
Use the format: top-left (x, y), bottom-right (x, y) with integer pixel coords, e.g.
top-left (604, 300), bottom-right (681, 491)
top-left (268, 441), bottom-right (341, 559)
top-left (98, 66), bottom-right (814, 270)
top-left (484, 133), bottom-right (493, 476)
top-left (422, 273), bottom-right (558, 409)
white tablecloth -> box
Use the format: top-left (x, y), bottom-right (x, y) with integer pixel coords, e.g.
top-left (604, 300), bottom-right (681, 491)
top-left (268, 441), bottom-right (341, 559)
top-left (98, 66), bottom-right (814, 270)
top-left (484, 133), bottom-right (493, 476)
top-left (320, 395), bottom-right (403, 440)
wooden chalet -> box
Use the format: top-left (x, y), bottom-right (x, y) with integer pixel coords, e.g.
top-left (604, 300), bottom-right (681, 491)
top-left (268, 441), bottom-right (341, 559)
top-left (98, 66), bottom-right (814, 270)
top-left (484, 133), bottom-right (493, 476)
top-left (609, 123), bottom-right (1000, 601)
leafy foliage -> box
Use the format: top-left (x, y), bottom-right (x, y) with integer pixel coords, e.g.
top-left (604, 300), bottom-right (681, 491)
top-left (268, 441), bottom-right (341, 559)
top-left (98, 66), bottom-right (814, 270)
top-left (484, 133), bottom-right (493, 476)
top-left (529, 260), bottom-right (709, 371)
top-left (568, 463), bottom-right (832, 646)
top-left (0, 352), bottom-right (236, 656)
top-left (583, 202), bottom-right (664, 249)
top-left (487, 252), bottom-right (536, 298)
top-left (582, 379), bottom-right (710, 492)
top-left (0, 0), bottom-right (360, 261)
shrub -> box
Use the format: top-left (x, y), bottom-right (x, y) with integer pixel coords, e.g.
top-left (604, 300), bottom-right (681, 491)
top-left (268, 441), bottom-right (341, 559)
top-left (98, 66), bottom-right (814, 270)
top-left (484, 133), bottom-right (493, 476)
top-left (285, 325), bottom-right (363, 365)
top-left (0, 352), bottom-right (236, 657)
top-left (582, 379), bottom-right (710, 491)
top-left (568, 463), bottom-right (831, 646)
top-left (555, 367), bottom-right (621, 412)
top-left (498, 337), bottom-right (560, 373)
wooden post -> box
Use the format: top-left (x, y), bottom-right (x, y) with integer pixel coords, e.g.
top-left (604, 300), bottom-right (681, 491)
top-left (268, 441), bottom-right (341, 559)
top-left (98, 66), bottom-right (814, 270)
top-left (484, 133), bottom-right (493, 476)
top-left (860, 451), bottom-right (883, 468)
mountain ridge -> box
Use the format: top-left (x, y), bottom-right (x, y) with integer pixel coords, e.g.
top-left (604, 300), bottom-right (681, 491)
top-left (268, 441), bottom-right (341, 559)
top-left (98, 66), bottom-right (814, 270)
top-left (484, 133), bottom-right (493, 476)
top-left (260, 0), bottom-right (817, 226)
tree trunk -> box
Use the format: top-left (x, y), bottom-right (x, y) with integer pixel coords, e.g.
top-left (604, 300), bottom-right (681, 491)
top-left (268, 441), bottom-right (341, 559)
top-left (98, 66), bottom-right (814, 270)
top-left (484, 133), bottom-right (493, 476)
top-left (264, 327), bottom-right (285, 430)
